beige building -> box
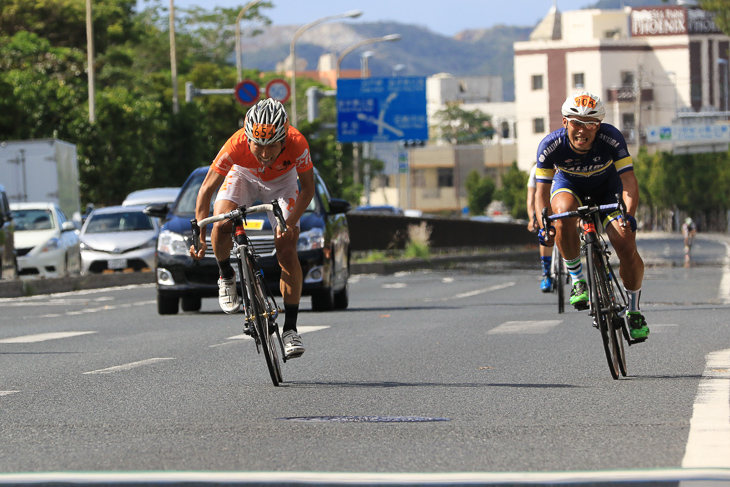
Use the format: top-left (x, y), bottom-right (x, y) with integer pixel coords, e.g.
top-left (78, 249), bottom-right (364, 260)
top-left (514, 2), bottom-right (730, 171)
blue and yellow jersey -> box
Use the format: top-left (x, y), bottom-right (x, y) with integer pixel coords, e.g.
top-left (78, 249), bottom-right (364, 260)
top-left (535, 123), bottom-right (632, 191)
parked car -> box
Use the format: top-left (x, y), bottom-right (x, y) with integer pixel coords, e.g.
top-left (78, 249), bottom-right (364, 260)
top-left (122, 187), bottom-right (181, 207)
top-left (0, 183), bottom-right (17, 279)
top-left (144, 167), bottom-right (351, 315)
top-left (10, 202), bottom-right (81, 278)
top-left (78, 205), bottom-right (159, 274)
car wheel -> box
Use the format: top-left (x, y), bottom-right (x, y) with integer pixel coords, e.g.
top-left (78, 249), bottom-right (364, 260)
top-left (158, 293), bottom-right (179, 315)
top-left (311, 261), bottom-right (335, 312)
top-left (181, 296), bottom-right (202, 312)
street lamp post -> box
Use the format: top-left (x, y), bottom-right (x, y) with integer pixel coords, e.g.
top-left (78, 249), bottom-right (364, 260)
top-left (235, 0), bottom-right (263, 84)
top-left (289, 10), bottom-right (363, 127)
top-left (336, 34), bottom-right (401, 78)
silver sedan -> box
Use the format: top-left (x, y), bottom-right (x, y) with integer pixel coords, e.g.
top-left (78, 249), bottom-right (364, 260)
top-left (79, 205), bottom-right (159, 275)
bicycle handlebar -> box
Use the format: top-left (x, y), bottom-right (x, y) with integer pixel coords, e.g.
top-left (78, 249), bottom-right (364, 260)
top-left (190, 201), bottom-right (288, 253)
top-left (541, 193), bottom-right (628, 231)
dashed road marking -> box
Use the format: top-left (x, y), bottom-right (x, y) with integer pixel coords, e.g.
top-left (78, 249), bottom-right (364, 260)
top-left (425, 282), bottom-right (516, 302)
top-left (226, 325), bottom-right (329, 342)
top-left (0, 331), bottom-right (97, 344)
top-left (488, 320), bottom-right (562, 335)
top-left (83, 358), bottom-right (175, 375)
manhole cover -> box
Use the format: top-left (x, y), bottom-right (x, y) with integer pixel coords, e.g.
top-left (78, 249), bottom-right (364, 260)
top-left (278, 416), bottom-right (450, 423)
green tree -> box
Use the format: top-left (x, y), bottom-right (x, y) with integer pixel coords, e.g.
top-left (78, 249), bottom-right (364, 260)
top-left (432, 102), bottom-right (495, 145)
top-left (494, 162), bottom-right (529, 219)
top-left (464, 170), bottom-right (495, 216)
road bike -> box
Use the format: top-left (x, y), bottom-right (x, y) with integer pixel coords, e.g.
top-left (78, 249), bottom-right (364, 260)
top-left (543, 194), bottom-right (644, 380)
top-left (192, 201), bottom-right (288, 386)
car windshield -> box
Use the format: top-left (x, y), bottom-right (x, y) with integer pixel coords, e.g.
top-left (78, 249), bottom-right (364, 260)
top-left (174, 170), bottom-right (317, 216)
top-left (85, 211), bottom-right (154, 233)
top-left (12, 209), bottom-right (55, 231)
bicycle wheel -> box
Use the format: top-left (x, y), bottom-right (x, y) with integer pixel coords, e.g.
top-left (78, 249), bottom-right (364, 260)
top-left (551, 246), bottom-right (565, 314)
top-left (586, 244), bottom-right (620, 380)
top-left (245, 254), bottom-right (282, 386)
top-left (252, 261), bottom-right (283, 384)
top-left (606, 260), bottom-right (628, 376)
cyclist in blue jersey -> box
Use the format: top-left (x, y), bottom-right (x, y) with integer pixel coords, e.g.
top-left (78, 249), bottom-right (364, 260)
top-left (534, 91), bottom-right (649, 340)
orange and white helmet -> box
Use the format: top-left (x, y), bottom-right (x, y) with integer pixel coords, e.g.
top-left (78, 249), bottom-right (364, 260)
top-left (244, 98), bottom-right (289, 145)
top-left (561, 91), bottom-right (605, 121)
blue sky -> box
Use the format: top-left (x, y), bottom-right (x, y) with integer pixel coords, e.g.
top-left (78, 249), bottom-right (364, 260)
top-left (146, 0), bottom-right (593, 36)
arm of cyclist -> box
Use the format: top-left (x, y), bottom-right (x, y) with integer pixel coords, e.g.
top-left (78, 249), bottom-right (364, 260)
top-left (535, 181), bottom-right (555, 246)
top-left (189, 168), bottom-right (225, 260)
top-left (276, 168), bottom-right (315, 242)
top-left (617, 171), bottom-right (639, 233)
top-left (526, 185), bottom-right (537, 232)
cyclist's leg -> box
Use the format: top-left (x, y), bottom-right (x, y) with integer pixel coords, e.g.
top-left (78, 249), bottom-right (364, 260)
top-left (551, 188), bottom-right (587, 308)
top-left (213, 167), bottom-right (257, 313)
top-left (539, 243), bottom-right (553, 292)
top-left (261, 172), bottom-right (305, 358)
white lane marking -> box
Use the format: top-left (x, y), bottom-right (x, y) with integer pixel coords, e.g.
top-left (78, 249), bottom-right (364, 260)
top-left (83, 358), bottom-right (175, 375)
top-left (488, 320), bottom-right (562, 335)
top-left (442, 277), bottom-right (454, 283)
top-left (425, 282), bottom-right (516, 302)
top-left (681, 348), bottom-right (730, 468)
top-left (720, 241), bottom-right (730, 304)
top-left (0, 296), bottom-right (115, 307)
top-left (0, 284), bottom-right (155, 304)
top-left (3, 470), bottom-right (730, 484)
top-left (226, 325), bottom-right (329, 341)
top-left (0, 391), bottom-right (19, 396)
top-left (39, 300), bottom-right (155, 318)
top-left (382, 283), bottom-right (407, 289)
top-left (0, 331), bottom-right (97, 344)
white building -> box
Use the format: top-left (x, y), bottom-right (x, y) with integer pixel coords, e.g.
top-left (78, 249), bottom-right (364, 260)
top-left (514, 2), bottom-right (730, 171)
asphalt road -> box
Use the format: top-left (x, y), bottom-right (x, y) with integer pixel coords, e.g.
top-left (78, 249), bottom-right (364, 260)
top-left (0, 232), bottom-right (728, 485)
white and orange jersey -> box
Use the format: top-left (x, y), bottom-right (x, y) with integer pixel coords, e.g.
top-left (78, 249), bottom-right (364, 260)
top-left (210, 125), bottom-right (313, 182)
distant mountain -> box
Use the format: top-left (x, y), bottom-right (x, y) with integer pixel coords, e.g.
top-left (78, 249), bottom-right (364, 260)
top-left (237, 0), bottom-right (676, 101)
top-left (240, 22), bottom-right (531, 101)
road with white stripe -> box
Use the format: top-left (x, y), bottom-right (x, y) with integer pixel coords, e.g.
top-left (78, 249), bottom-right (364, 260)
top-left (0, 233), bottom-right (728, 484)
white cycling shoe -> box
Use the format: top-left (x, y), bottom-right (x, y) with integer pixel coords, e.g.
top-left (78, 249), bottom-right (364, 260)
top-left (282, 330), bottom-right (305, 359)
top-left (217, 277), bottom-right (240, 314)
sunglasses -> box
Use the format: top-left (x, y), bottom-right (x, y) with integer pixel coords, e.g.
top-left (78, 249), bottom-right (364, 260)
top-left (565, 118), bottom-right (600, 130)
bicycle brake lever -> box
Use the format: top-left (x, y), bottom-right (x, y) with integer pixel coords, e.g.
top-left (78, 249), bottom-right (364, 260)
top-left (190, 219), bottom-right (201, 253)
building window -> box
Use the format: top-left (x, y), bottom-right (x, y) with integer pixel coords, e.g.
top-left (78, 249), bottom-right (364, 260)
top-left (531, 75), bottom-right (543, 91)
top-left (573, 73), bottom-right (584, 88)
top-left (533, 118), bottom-right (545, 134)
top-left (437, 168), bottom-right (454, 187)
top-left (622, 113), bottom-right (635, 131)
top-left (621, 71), bottom-right (635, 88)
top-left (500, 121), bottom-right (510, 139)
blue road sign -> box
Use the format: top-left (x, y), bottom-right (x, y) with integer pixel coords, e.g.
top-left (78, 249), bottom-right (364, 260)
top-left (235, 80), bottom-right (260, 106)
top-left (337, 77), bottom-right (428, 143)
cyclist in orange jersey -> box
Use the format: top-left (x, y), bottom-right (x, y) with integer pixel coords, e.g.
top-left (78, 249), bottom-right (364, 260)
top-left (190, 98), bottom-right (314, 359)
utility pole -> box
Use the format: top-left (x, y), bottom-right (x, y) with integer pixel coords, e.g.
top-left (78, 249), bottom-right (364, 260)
top-left (85, 0), bottom-right (95, 123)
top-left (169, 0), bottom-right (179, 114)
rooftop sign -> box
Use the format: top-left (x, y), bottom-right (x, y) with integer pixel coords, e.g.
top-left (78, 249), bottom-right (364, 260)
top-left (631, 6), bottom-right (722, 37)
